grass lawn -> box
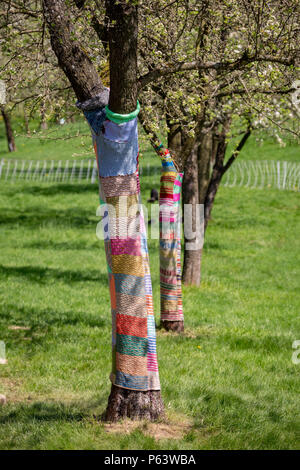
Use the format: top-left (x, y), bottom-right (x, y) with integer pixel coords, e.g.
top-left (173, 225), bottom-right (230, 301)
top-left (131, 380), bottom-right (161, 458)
top-left (0, 121), bottom-right (299, 449)
top-left (1, 117), bottom-right (300, 162)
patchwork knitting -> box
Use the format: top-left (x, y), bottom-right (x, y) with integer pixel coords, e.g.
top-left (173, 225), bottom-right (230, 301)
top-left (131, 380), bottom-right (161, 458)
top-left (156, 146), bottom-right (184, 323)
top-left (83, 103), bottom-right (160, 391)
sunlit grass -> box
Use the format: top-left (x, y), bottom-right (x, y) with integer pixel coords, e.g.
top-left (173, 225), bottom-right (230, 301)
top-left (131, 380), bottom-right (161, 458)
top-left (1, 117), bottom-right (299, 162)
top-left (0, 121), bottom-right (299, 449)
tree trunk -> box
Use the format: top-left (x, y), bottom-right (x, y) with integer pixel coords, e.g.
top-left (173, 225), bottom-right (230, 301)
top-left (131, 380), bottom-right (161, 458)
top-left (204, 166), bottom-right (223, 231)
top-left (1, 107), bottom-right (16, 152)
top-left (103, 0), bottom-right (164, 421)
top-left (204, 119), bottom-right (231, 229)
top-left (105, 1), bottom-right (138, 114)
top-left (24, 109), bottom-right (31, 136)
top-left (198, 132), bottom-right (212, 205)
top-left (204, 132), bottom-right (227, 230)
top-left (167, 118), bottom-right (181, 156)
top-left (43, 0), bottom-right (105, 102)
top-left (204, 120), bottom-right (250, 231)
top-left (182, 130), bottom-right (211, 285)
top-left (40, 109), bottom-right (48, 130)
top-left (43, 0), bottom-right (164, 422)
top-left (182, 142), bottom-right (202, 286)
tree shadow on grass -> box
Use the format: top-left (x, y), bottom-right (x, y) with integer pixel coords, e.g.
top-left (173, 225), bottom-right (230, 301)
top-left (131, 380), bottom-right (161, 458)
top-left (10, 183), bottom-right (98, 196)
top-left (24, 240), bottom-right (100, 251)
top-left (0, 302), bottom-right (107, 331)
top-left (217, 331), bottom-right (293, 353)
top-left (0, 206), bottom-right (98, 229)
top-left (0, 264), bottom-right (107, 284)
top-left (0, 396), bottom-right (107, 425)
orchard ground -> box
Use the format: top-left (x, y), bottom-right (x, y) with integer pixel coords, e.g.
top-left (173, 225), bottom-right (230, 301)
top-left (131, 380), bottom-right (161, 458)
top-left (0, 119), bottom-right (299, 449)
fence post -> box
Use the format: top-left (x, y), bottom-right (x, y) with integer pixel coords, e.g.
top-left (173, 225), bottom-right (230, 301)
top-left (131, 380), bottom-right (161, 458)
top-left (86, 159), bottom-right (91, 181)
top-left (5, 160), bottom-right (10, 180)
top-left (277, 161), bottom-right (281, 189)
top-left (11, 160), bottom-right (18, 182)
top-left (33, 161), bottom-right (40, 181)
top-left (70, 160), bottom-right (77, 182)
top-left (63, 160), bottom-right (69, 181)
top-left (47, 160), bottom-right (54, 182)
top-left (282, 161), bottom-right (287, 189)
top-left (79, 160), bottom-right (84, 181)
top-left (55, 160), bottom-right (62, 182)
top-left (91, 160), bottom-right (97, 184)
top-left (40, 161), bottom-right (47, 181)
top-left (0, 159), bottom-right (4, 179)
top-left (19, 160), bottom-right (25, 179)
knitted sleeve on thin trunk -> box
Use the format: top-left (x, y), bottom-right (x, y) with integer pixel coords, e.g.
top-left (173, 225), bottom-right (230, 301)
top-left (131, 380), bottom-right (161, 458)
top-left (159, 149), bottom-right (184, 322)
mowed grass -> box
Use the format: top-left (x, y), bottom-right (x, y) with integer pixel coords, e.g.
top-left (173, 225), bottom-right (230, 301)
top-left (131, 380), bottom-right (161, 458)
top-left (0, 121), bottom-right (299, 449)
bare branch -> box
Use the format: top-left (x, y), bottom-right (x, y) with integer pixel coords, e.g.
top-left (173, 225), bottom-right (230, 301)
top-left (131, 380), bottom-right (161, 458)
top-left (222, 125), bottom-right (252, 175)
top-left (138, 53), bottom-right (296, 89)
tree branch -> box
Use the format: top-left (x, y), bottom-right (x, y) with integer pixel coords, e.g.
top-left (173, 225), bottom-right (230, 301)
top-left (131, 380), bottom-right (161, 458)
top-left (138, 53), bottom-right (296, 89)
top-left (43, 0), bottom-right (105, 102)
top-left (73, 0), bottom-right (109, 54)
top-left (222, 125), bottom-right (252, 175)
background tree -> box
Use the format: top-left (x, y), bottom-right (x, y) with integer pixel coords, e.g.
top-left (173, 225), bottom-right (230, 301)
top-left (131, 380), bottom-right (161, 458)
top-left (1, 106), bottom-right (16, 152)
top-left (137, 0), bottom-right (300, 286)
top-left (0, 0), bottom-right (77, 137)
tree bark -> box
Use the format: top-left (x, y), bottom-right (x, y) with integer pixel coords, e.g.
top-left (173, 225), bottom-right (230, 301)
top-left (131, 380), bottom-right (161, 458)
top-left (1, 107), bottom-right (16, 152)
top-left (204, 129), bottom-right (228, 230)
top-left (43, 0), bottom-right (105, 102)
top-left (204, 121), bottom-right (251, 231)
top-left (105, 0), bottom-right (138, 114)
top-left (40, 104), bottom-right (48, 130)
top-left (24, 108), bottom-right (31, 136)
top-left (105, 384), bottom-right (164, 422)
top-left (104, 0), bottom-right (164, 421)
top-left (166, 116), bottom-right (182, 157)
top-left (198, 132), bottom-right (212, 205)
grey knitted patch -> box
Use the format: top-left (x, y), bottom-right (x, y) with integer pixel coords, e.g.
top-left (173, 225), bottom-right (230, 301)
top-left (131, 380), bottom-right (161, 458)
top-left (76, 87), bottom-right (110, 111)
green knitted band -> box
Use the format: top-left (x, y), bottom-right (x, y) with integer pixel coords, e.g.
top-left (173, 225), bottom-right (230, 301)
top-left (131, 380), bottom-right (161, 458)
top-left (105, 101), bottom-right (140, 124)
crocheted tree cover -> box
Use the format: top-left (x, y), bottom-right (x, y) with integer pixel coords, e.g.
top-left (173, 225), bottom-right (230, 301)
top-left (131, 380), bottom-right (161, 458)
top-left (154, 144), bottom-right (184, 327)
top-left (80, 98), bottom-right (160, 391)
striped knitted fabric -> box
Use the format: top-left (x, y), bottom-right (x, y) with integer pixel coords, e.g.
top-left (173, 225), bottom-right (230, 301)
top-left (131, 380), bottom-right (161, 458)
top-left (157, 147), bottom-right (184, 323)
top-left (84, 106), bottom-right (160, 391)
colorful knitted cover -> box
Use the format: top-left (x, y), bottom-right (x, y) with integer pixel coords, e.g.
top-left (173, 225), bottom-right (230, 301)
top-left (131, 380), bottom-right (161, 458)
top-left (155, 145), bottom-right (184, 323)
top-left (81, 100), bottom-right (160, 391)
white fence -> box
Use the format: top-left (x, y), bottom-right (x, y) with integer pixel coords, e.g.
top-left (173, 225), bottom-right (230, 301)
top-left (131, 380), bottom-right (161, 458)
top-left (0, 158), bottom-right (99, 184)
top-left (0, 158), bottom-right (299, 191)
top-left (222, 160), bottom-right (300, 191)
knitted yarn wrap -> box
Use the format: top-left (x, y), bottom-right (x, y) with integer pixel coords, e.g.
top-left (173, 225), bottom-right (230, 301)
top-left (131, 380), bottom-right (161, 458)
top-left (79, 98), bottom-right (160, 391)
top-left (158, 148), bottom-right (184, 323)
